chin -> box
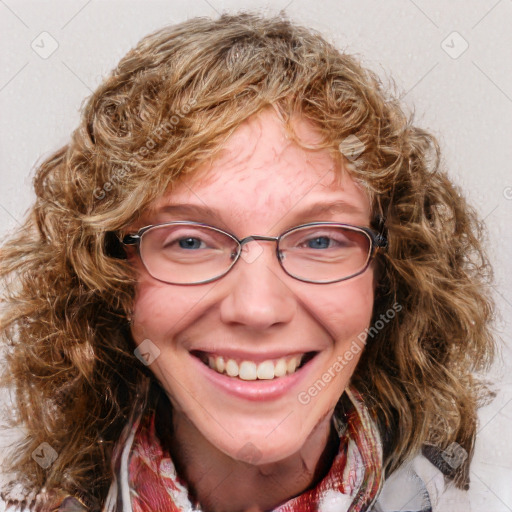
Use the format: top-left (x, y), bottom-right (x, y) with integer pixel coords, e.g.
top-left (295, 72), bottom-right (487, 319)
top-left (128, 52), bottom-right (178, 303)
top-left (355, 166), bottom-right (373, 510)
top-left (212, 425), bottom-right (310, 465)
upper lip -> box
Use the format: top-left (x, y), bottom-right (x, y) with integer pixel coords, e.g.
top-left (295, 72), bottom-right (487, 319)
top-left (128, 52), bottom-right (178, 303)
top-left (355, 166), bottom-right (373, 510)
top-left (190, 348), bottom-right (317, 363)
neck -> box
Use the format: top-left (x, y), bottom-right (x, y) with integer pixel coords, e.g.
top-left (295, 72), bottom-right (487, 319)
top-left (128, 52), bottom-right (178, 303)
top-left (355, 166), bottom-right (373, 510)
top-left (155, 396), bottom-right (340, 512)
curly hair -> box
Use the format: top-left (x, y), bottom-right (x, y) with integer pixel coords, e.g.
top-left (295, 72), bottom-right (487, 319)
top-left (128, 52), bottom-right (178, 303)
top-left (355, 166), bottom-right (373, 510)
top-left (0, 11), bottom-right (496, 511)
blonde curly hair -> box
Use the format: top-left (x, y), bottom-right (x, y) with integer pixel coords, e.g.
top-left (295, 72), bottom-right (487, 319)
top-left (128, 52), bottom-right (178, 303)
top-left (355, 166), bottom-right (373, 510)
top-left (0, 11), bottom-right (495, 511)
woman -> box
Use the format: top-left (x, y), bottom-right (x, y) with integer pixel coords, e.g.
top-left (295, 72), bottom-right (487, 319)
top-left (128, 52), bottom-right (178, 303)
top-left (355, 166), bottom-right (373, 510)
top-left (0, 12), bottom-right (495, 512)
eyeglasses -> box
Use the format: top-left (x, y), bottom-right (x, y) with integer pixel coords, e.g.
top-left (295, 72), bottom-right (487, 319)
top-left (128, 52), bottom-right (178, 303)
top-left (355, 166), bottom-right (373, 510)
top-left (121, 221), bottom-right (387, 285)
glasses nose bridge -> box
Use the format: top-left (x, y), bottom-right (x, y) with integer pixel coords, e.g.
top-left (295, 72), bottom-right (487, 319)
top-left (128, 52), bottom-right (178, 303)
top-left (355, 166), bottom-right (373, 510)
top-left (238, 234), bottom-right (280, 249)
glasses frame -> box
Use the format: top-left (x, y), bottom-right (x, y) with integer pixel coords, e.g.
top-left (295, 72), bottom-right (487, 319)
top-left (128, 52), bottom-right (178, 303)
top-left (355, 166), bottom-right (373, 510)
top-left (121, 221), bottom-right (387, 285)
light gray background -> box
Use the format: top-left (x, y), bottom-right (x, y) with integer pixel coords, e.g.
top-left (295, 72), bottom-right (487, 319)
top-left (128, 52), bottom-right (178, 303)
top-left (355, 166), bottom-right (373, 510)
top-left (1, 1), bottom-right (511, 511)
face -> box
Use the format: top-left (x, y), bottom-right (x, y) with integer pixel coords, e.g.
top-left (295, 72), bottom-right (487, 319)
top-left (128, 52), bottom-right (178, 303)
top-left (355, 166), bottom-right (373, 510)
top-left (127, 106), bottom-right (376, 465)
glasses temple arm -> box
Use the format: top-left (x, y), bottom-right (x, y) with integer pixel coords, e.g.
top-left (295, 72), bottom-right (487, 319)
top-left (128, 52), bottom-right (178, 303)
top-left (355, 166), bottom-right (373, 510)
top-left (121, 234), bottom-right (140, 246)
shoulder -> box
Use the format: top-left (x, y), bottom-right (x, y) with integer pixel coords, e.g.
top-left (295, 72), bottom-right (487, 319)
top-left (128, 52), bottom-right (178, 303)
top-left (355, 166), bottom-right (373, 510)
top-left (373, 453), bottom-right (471, 512)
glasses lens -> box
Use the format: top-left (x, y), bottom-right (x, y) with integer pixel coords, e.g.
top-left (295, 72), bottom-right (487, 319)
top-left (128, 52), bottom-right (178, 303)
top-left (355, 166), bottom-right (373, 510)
top-left (279, 225), bottom-right (372, 283)
top-left (140, 224), bottom-right (239, 284)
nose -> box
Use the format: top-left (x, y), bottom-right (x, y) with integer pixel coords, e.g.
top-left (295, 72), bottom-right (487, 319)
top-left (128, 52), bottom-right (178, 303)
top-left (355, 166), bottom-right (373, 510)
top-left (218, 239), bottom-right (296, 330)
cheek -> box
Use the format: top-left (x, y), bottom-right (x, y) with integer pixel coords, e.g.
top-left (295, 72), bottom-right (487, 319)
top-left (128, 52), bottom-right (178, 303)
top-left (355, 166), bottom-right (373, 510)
top-left (130, 276), bottom-right (211, 345)
top-left (310, 273), bottom-right (375, 342)
top-left (130, 279), bottom-right (182, 343)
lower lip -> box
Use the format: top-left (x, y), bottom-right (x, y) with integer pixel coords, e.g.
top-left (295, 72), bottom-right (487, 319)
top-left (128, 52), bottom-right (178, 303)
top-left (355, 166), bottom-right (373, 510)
top-left (189, 353), bottom-right (319, 402)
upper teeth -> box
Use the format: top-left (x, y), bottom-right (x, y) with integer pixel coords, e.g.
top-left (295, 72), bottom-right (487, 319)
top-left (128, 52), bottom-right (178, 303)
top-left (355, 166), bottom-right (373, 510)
top-left (204, 354), bottom-right (304, 380)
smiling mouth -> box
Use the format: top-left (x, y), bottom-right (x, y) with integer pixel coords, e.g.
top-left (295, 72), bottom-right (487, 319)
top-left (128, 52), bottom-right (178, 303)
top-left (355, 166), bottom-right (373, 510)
top-left (191, 351), bottom-right (318, 381)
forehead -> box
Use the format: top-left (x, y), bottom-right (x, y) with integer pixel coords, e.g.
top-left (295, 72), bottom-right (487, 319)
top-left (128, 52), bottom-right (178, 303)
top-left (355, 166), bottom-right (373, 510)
top-left (176, 107), bottom-right (339, 188)
top-left (147, 107), bottom-right (371, 230)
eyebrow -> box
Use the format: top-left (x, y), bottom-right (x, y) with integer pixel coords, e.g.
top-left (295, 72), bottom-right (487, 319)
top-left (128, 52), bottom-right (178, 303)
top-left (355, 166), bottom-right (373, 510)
top-left (155, 200), bottom-right (366, 225)
top-left (286, 200), bottom-right (366, 221)
top-left (156, 204), bottom-right (225, 223)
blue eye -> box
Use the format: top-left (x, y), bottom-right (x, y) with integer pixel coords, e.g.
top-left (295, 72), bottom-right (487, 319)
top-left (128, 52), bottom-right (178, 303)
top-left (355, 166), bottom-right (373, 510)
top-left (307, 237), bottom-right (332, 249)
top-left (177, 237), bottom-right (206, 250)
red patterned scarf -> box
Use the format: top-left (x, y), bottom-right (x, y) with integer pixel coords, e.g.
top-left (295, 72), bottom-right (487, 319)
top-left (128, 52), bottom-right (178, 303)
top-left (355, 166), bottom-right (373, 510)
top-left (100, 386), bottom-right (383, 512)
